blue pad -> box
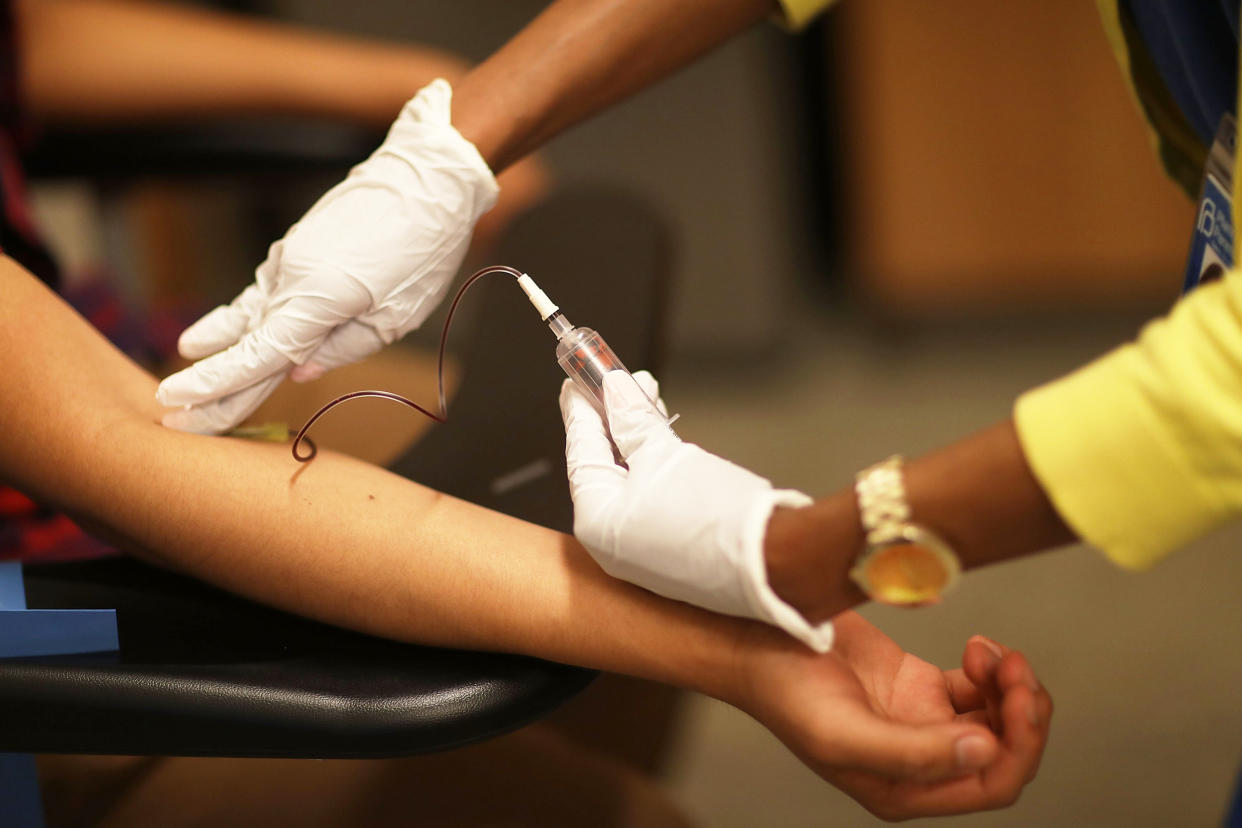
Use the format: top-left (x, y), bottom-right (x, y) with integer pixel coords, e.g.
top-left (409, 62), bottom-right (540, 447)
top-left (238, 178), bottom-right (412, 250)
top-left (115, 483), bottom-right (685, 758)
top-left (0, 562), bottom-right (26, 609)
top-left (0, 753), bottom-right (43, 828)
top-left (0, 562), bottom-right (118, 658)
top-left (0, 561), bottom-right (111, 827)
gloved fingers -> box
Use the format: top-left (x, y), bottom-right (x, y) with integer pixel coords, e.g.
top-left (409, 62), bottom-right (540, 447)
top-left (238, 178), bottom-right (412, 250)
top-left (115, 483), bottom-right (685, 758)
top-left (252, 237), bottom-right (286, 292)
top-left (629, 370), bottom-right (669, 417)
top-left (157, 322), bottom-right (300, 408)
top-left (290, 320), bottom-right (386, 383)
top-left (160, 287), bottom-right (363, 407)
top-left (602, 371), bottom-right (679, 461)
top-left (161, 372), bottom-right (286, 435)
top-left (559, 379), bottom-right (626, 489)
top-left (177, 283), bottom-right (267, 360)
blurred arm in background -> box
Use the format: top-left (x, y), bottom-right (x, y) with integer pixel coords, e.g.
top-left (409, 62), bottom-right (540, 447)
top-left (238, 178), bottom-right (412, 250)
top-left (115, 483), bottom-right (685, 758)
top-left (15, 0), bottom-right (546, 244)
top-left (20, 0), bottom-right (463, 128)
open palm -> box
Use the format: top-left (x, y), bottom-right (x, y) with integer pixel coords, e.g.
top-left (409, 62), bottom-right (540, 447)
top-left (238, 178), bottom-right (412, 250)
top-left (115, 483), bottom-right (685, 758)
top-left (740, 611), bottom-right (1051, 820)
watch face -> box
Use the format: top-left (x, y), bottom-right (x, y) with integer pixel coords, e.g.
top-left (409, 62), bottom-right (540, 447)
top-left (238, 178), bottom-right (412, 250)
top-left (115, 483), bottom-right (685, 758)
top-left (851, 530), bottom-right (960, 607)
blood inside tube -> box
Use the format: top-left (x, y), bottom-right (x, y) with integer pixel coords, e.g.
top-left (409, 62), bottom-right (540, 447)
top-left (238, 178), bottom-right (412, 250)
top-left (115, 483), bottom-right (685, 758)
top-left (556, 328), bottom-right (627, 410)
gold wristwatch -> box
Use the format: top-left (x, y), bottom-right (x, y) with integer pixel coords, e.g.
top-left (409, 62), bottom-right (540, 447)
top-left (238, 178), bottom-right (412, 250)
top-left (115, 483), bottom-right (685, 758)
top-left (850, 456), bottom-right (961, 606)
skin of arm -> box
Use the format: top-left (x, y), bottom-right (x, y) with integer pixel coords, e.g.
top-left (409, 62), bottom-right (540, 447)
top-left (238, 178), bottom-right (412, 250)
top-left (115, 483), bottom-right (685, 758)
top-left (18, 0), bottom-right (782, 169)
top-left (17, 0), bottom-right (466, 128)
top-left (14, 0), bottom-right (546, 270)
top-left (451, 0), bottom-right (778, 171)
top-left (1, 256), bottom-right (1051, 818)
top-left (0, 255), bottom-right (742, 686)
top-left (765, 422), bottom-right (1078, 624)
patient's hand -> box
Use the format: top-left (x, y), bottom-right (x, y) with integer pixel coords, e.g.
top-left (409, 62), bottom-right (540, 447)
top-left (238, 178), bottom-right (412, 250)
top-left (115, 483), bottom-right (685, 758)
top-left (736, 612), bottom-right (1051, 820)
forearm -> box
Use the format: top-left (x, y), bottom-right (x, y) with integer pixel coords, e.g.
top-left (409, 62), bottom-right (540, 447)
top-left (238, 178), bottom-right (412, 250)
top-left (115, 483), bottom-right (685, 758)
top-left (18, 0), bottom-right (466, 127)
top-left (0, 258), bottom-right (748, 701)
top-left (770, 272), bottom-right (1242, 620)
top-left (452, 0), bottom-right (777, 171)
top-left (766, 420), bottom-right (1076, 622)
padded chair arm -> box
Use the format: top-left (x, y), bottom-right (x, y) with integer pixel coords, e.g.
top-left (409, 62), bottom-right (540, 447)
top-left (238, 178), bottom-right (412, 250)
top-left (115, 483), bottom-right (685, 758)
top-left (0, 558), bottom-right (594, 758)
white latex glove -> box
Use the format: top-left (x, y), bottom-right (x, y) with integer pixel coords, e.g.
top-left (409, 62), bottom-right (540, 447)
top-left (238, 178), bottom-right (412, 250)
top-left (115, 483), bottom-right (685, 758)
top-left (156, 79), bottom-right (498, 433)
top-left (560, 370), bottom-right (835, 652)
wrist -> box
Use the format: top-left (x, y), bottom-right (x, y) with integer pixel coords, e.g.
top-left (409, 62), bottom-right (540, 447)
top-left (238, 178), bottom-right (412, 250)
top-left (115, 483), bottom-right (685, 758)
top-left (452, 64), bottom-right (548, 173)
top-left (762, 421), bottom-right (1075, 622)
top-left (899, 420), bottom-right (1075, 571)
top-left (764, 492), bottom-right (866, 624)
top-left (725, 615), bottom-right (826, 718)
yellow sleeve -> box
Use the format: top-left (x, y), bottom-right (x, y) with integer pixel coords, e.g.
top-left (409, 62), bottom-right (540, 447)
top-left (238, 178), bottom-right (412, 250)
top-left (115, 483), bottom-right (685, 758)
top-left (1014, 273), bottom-right (1242, 570)
top-left (773, 0), bottom-right (836, 30)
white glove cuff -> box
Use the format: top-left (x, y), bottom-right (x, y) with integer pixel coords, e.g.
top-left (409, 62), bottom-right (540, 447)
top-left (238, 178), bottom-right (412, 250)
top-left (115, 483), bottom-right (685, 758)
top-left (738, 489), bottom-right (835, 653)
top-left (383, 79), bottom-right (499, 218)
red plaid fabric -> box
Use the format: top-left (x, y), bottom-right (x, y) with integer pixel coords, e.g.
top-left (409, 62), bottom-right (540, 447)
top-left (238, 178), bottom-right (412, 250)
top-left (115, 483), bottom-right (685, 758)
top-left (0, 279), bottom-right (202, 562)
top-left (0, 1), bottom-right (197, 562)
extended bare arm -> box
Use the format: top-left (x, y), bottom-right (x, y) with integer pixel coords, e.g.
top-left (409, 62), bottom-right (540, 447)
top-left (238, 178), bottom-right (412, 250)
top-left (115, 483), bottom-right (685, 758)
top-left (0, 257), bottom-right (1051, 818)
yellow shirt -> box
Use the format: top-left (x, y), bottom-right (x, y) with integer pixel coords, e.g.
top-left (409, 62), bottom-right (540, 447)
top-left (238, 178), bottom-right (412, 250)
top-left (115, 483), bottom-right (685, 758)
top-left (769, 0), bottom-right (1242, 569)
top-left (1016, 2), bottom-right (1242, 568)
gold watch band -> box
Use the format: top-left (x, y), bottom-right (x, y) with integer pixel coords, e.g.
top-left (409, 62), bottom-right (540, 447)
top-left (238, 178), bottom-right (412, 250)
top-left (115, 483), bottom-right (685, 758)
top-left (855, 455), bottom-right (910, 545)
top-left (851, 455), bottom-right (962, 606)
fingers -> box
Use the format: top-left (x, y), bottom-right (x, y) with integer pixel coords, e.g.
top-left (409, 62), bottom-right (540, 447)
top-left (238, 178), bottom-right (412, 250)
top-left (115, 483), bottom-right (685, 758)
top-left (943, 668), bottom-right (987, 714)
top-left (177, 284), bottom-right (267, 360)
top-left (962, 635), bottom-right (1009, 730)
top-left (947, 642), bottom-right (1052, 801)
top-left (629, 370), bottom-right (669, 417)
top-left (602, 371), bottom-right (679, 461)
top-left (161, 373), bottom-right (286, 435)
top-left (826, 711), bottom-right (1000, 784)
top-left (840, 643), bottom-right (1052, 820)
top-left (160, 290), bottom-right (345, 407)
top-left (157, 327), bottom-right (294, 410)
top-left (290, 320), bottom-right (386, 383)
top-left (941, 656), bottom-right (1048, 807)
top-left (559, 379), bottom-right (626, 496)
top-left (989, 649), bottom-right (1053, 784)
top-left (962, 634), bottom-right (1009, 692)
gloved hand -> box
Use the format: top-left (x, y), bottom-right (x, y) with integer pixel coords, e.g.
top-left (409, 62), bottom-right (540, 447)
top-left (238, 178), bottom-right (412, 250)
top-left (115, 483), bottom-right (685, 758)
top-left (157, 79), bottom-right (498, 433)
top-left (560, 370), bottom-right (835, 652)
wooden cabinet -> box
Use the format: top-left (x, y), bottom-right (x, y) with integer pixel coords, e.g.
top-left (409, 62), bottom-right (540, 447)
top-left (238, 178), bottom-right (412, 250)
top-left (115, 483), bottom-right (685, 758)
top-left (836, 0), bottom-right (1196, 315)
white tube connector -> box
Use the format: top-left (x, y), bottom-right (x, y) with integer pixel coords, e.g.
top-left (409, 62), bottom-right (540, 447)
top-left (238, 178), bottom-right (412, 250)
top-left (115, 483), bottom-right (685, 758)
top-left (516, 273), bottom-right (559, 320)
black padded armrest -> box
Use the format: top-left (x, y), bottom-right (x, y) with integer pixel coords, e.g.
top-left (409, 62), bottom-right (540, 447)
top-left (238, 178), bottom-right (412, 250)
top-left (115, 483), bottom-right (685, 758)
top-left (0, 189), bottom-right (669, 759)
top-left (0, 557), bottom-right (593, 758)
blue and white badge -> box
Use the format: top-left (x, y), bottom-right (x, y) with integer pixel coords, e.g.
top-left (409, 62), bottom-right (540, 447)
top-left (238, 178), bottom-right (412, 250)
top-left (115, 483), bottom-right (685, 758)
top-left (1183, 114), bottom-right (1236, 294)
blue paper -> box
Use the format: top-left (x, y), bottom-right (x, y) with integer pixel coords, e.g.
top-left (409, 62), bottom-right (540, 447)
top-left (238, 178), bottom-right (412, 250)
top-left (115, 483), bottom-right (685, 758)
top-left (0, 562), bottom-right (26, 610)
top-left (0, 610), bottom-right (118, 658)
top-left (0, 564), bottom-right (118, 657)
top-left (0, 753), bottom-right (44, 827)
